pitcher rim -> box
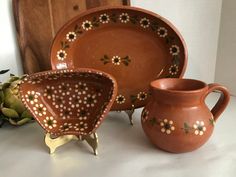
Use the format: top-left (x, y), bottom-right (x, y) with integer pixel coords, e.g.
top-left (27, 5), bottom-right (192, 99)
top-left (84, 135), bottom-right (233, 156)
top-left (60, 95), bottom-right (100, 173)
top-left (150, 78), bottom-right (208, 94)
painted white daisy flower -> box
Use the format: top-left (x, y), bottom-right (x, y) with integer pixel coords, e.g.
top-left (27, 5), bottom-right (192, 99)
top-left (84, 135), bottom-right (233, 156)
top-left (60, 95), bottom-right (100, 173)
top-left (33, 103), bottom-right (47, 116)
top-left (157, 27), bottom-right (168, 37)
top-left (43, 116), bottom-right (57, 129)
top-left (170, 45), bottom-right (180, 56)
top-left (82, 20), bottom-right (93, 31)
top-left (119, 13), bottom-right (130, 23)
top-left (193, 121), bottom-right (206, 136)
top-left (84, 94), bottom-right (97, 107)
top-left (111, 56), bottom-right (121, 65)
top-left (116, 95), bottom-right (126, 104)
top-left (140, 17), bottom-right (150, 28)
top-left (57, 50), bottom-right (67, 61)
top-left (25, 91), bottom-right (39, 105)
top-left (99, 13), bottom-right (110, 24)
top-left (160, 119), bottom-right (175, 134)
top-left (169, 64), bottom-right (179, 75)
top-left (137, 92), bottom-right (148, 101)
top-left (66, 31), bottom-right (77, 42)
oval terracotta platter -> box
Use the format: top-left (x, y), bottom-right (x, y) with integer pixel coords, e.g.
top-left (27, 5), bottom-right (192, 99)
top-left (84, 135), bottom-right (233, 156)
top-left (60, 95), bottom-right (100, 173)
top-left (50, 6), bottom-right (188, 111)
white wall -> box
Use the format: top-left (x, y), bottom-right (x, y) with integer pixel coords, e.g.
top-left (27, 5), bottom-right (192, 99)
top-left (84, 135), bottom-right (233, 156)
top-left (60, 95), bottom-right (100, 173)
top-left (0, 0), bottom-right (223, 83)
top-left (132, 0), bottom-right (222, 83)
top-left (215, 0), bottom-right (236, 95)
top-left (0, 0), bottom-right (23, 82)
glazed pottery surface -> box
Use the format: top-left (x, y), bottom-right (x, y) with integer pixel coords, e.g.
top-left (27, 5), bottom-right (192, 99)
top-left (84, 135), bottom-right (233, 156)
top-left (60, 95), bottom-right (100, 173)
top-left (50, 6), bottom-right (188, 111)
top-left (19, 69), bottom-right (117, 136)
top-left (141, 78), bottom-right (230, 153)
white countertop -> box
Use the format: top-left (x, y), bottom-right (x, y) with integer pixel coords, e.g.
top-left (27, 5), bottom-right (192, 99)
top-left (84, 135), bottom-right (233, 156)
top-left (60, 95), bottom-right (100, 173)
top-left (0, 93), bottom-right (236, 177)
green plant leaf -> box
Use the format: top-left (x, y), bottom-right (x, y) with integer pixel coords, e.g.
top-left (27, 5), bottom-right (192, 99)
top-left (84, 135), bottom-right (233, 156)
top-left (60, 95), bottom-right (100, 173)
top-left (9, 118), bottom-right (17, 125)
top-left (21, 110), bottom-right (33, 118)
top-left (17, 118), bottom-right (32, 126)
top-left (1, 107), bottom-right (19, 118)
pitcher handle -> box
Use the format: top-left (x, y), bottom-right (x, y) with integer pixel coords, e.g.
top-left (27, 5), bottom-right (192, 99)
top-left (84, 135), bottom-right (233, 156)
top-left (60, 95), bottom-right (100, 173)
top-left (205, 84), bottom-right (230, 121)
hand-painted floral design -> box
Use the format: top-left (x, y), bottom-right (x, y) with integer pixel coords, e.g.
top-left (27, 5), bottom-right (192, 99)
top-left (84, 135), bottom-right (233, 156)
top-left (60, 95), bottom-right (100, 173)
top-left (66, 32), bottom-right (77, 42)
top-left (99, 13), bottom-right (110, 24)
top-left (25, 91), bottom-right (39, 105)
top-left (76, 82), bottom-right (89, 93)
top-left (137, 92), bottom-right (148, 101)
top-left (193, 121), bottom-right (206, 136)
top-left (44, 86), bottom-right (55, 99)
top-left (27, 78), bottom-right (42, 84)
top-left (119, 13), bottom-right (130, 23)
top-left (169, 64), bottom-right (179, 75)
top-left (58, 82), bottom-right (70, 93)
top-left (43, 116), bottom-right (57, 129)
top-left (54, 12), bottom-right (183, 109)
top-left (157, 27), bottom-right (168, 38)
top-left (82, 20), bottom-right (93, 31)
top-left (60, 107), bottom-right (72, 119)
top-left (57, 50), bottom-right (67, 61)
top-left (69, 95), bottom-right (81, 108)
top-left (160, 119), bottom-right (175, 134)
top-left (141, 108), bottom-right (149, 122)
top-left (169, 45), bottom-right (180, 56)
top-left (116, 95), bottom-right (126, 104)
top-left (111, 56), bottom-right (121, 65)
top-left (84, 94), bottom-right (97, 107)
top-left (100, 55), bottom-right (131, 66)
top-left (77, 107), bottom-right (90, 120)
top-left (140, 17), bottom-right (150, 28)
top-left (52, 96), bottom-right (66, 109)
top-left (33, 103), bottom-right (47, 116)
top-left (74, 122), bottom-right (88, 132)
top-left (59, 123), bottom-right (73, 132)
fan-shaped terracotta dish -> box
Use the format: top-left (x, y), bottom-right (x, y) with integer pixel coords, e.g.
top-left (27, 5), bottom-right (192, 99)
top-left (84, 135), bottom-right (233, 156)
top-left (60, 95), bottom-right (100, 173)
top-left (50, 6), bottom-right (188, 111)
top-left (19, 69), bottom-right (117, 136)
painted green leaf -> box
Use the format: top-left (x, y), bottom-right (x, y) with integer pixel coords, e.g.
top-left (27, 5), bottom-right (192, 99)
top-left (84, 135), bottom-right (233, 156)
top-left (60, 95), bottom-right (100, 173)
top-left (93, 23), bottom-right (99, 27)
top-left (149, 117), bottom-right (157, 126)
top-left (130, 18), bottom-right (136, 24)
top-left (183, 122), bottom-right (190, 134)
top-left (209, 118), bottom-right (215, 126)
top-left (93, 16), bottom-right (97, 22)
top-left (165, 38), bottom-right (170, 44)
top-left (104, 55), bottom-right (109, 59)
top-left (130, 95), bottom-right (137, 104)
top-left (173, 56), bottom-right (180, 65)
top-left (110, 14), bottom-right (117, 22)
top-left (122, 61), bottom-right (129, 66)
top-left (150, 26), bottom-right (156, 31)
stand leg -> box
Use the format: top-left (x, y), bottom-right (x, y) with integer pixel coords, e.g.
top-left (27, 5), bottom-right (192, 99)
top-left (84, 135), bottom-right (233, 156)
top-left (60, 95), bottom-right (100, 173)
top-left (82, 133), bottom-right (98, 156)
top-left (44, 133), bottom-right (78, 154)
top-left (125, 105), bottom-right (135, 125)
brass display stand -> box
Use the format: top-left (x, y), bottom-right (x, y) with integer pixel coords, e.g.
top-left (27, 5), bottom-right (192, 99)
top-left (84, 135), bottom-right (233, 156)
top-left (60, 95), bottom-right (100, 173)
top-left (45, 132), bottom-right (98, 155)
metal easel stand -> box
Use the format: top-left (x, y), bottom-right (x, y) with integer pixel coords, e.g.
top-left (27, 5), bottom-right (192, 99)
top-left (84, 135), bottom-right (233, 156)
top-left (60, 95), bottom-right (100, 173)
top-left (44, 132), bottom-right (98, 155)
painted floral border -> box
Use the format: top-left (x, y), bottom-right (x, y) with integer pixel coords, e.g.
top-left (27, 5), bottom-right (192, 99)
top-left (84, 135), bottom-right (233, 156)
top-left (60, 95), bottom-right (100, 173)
top-left (55, 11), bottom-right (183, 107)
top-left (142, 109), bottom-right (215, 136)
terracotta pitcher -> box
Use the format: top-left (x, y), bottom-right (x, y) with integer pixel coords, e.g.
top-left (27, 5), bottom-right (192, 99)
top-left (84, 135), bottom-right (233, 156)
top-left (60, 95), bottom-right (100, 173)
top-left (141, 78), bottom-right (230, 153)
